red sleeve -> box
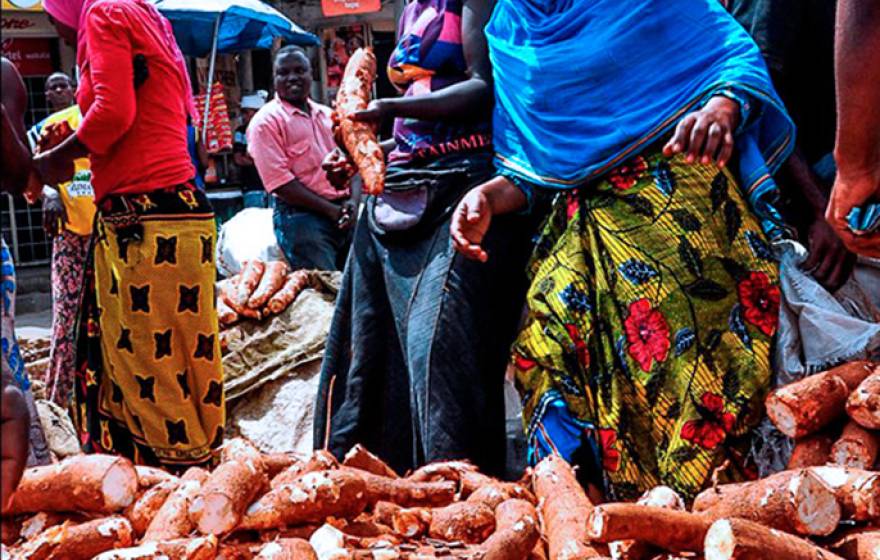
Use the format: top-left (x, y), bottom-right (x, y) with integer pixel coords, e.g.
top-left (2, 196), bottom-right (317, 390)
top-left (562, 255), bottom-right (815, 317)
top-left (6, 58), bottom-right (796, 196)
top-left (75, 3), bottom-right (136, 155)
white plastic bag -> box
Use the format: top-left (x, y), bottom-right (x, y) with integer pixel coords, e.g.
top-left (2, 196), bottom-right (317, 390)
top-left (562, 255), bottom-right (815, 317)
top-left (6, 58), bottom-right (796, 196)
top-left (216, 208), bottom-right (287, 277)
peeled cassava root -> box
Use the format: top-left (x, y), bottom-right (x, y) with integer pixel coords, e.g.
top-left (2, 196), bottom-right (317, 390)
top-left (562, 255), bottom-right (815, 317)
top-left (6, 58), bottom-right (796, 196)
top-left (693, 468), bottom-right (841, 536)
top-left (848, 369), bottom-right (880, 430)
top-left (704, 518), bottom-right (846, 560)
top-left (17, 516), bottom-right (133, 560)
top-left (335, 47), bottom-right (385, 195)
top-left (6, 455), bottom-right (139, 515)
top-left (532, 455), bottom-right (606, 560)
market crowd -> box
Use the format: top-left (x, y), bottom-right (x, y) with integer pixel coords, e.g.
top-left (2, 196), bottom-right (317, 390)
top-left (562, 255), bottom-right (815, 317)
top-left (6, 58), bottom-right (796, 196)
top-left (1, 0), bottom-right (879, 510)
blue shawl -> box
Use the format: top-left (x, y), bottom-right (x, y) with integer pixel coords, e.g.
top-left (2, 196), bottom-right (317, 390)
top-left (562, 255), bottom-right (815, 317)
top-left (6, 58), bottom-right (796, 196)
top-left (487, 0), bottom-right (796, 237)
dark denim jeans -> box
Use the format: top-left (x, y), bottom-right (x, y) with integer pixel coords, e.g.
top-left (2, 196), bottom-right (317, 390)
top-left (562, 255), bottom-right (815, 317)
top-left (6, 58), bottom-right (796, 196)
top-left (273, 198), bottom-right (350, 271)
top-left (313, 153), bottom-right (542, 477)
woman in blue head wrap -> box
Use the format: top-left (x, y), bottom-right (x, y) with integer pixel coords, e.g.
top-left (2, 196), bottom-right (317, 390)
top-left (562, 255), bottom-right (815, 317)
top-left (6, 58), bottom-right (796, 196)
top-left (452, 0), bottom-right (795, 500)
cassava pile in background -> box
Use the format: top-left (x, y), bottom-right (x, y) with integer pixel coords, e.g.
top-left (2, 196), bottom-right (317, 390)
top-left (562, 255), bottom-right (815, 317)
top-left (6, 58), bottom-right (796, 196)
top-left (217, 259), bottom-right (312, 327)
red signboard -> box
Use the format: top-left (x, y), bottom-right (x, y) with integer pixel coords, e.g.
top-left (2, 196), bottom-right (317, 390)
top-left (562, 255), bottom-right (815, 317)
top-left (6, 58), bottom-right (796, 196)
top-left (321, 0), bottom-right (380, 17)
top-left (1, 38), bottom-right (53, 76)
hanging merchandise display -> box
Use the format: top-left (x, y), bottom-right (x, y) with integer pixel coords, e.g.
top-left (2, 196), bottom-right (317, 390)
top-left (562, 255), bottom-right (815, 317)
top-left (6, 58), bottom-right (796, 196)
top-left (195, 82), bottom-right (233, 153)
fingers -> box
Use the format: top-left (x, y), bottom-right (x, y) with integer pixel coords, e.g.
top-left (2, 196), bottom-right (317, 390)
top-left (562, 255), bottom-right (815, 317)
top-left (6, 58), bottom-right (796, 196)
top-left (450, 206), bottom-right (488, 262)
top-left (717, 131), bottom-right (735, 168)
top-left (701, 122), bottom-right (724, 164)
top-left (663, 114), bottom-right (695, 157)
top-left (687, 117), bottom-right (711, 164)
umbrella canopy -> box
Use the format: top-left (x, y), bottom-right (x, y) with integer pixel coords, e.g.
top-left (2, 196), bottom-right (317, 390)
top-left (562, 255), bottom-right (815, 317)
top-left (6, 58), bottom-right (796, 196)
top-left (150, 0), bottom-right (319, 57)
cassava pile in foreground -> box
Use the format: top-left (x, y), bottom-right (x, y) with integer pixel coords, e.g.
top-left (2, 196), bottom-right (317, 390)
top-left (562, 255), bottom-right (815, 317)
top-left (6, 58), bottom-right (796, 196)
top-left (3, 393), bottom-right (879, 560)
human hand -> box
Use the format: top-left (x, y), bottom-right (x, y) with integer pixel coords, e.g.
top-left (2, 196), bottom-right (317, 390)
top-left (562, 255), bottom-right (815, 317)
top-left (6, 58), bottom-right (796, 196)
top-left (801, 218), bottom-right (857, 292)
top-left (351, 99), bottom-right (392, 130)
top-left (337, 200), bottom-right (357, 231)
top-left (322, 148), bottom-right (356, 191)
top-left (664, 95), bottom-right (740, 168)
top-left (451, 187), bottom-right (494, 262)
top-left (33, 148), bottom-right (75, 186)
top-left (41, 188), bottom-right (68, 237)
top-left (1, 382), bottom-right (30, 513)
top-left (826, 170), bottom-right (880, 258)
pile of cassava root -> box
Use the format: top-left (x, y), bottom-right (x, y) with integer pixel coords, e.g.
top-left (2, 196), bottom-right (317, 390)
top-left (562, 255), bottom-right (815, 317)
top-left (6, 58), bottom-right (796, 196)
top-left (2, 362), bottom-right (878, 560)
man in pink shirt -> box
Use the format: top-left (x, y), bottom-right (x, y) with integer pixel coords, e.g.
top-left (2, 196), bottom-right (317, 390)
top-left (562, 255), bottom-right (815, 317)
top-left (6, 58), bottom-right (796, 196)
top-left (248, 46), bottom-right (357, 270)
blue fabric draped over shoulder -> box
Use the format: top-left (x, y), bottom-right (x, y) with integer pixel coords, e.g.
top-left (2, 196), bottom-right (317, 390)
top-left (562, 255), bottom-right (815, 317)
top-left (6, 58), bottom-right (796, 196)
top-left (486, 0), bottom-right (796, 238)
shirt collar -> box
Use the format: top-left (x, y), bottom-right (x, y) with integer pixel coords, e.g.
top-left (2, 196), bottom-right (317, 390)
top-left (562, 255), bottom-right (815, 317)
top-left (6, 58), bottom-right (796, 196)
top-left (275, 94), bottom-right (314, 117)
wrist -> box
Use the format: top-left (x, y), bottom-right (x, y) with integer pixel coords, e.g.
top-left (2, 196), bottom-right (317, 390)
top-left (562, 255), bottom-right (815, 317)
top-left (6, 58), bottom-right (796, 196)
top-left (481, 176), bottom-right (527, 215)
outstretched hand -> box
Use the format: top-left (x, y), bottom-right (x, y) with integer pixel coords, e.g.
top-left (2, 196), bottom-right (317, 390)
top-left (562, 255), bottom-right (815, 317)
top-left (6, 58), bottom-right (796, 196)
top-left (663, 95), bottom-right (741, 168)
top-left (451, 187), bottom-right (494, 262)
top-left (826, 170), bottom-right (880, 258)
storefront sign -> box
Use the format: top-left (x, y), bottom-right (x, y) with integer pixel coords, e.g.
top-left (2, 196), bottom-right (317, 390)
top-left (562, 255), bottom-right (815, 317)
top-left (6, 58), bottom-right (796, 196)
top-left (321, 0), bottom-right (380, 17)
top-left (1, 11), bottom-right (54, 36)
top-left (2, 37), bottom-right (53, 75)
top-left (1, 0), bottom-right (43, 11)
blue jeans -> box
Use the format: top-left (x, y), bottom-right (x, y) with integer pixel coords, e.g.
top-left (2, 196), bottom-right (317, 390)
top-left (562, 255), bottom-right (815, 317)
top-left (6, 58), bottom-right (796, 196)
top-left (273, 199), bottom-right (350, 271)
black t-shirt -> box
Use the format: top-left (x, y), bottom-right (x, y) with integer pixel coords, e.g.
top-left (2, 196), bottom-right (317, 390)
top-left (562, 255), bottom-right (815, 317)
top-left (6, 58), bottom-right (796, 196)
top-left (728, 0), bottom-right (837, 165)
top-left (234, 124), bottom-right (264, 192)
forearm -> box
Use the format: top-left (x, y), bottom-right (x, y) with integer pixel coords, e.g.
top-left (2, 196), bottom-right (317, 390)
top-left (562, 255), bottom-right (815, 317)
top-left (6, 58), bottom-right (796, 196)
top-left (1, 108), bottom-right (32, 192)
top-left (480, 175), bottom-right (528, 216)
top-left (383, 79), bottom-right (492, 123)
top-left (834, 0), bottom-right (880, 178)
top-left (273, 180), bottom-right (340, 219)
top-left (781, 147), bottom-right (830, 219)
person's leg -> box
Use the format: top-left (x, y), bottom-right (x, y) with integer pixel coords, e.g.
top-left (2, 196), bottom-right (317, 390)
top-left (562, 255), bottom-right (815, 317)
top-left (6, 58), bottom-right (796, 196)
top-left (46, 230), bottom-right (90, 407)
top-left (273, 201), bottom-right (339, 271)
top-left (315, 218), bottom-right (415, 473)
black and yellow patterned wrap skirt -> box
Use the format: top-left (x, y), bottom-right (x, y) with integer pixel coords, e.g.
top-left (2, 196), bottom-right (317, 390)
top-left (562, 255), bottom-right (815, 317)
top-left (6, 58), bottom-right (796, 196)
top-left (75, 186), bottom-right (224, 470)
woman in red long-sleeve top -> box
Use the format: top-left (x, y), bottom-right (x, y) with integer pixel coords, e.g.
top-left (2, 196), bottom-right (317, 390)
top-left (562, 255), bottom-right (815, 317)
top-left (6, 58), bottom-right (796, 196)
top-left (35, 0), bottom-right (225, 471)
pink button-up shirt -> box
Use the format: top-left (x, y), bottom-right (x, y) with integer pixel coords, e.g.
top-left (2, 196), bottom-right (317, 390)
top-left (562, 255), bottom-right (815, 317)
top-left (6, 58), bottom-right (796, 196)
top-left (246, 96), bottom-right (347, 199)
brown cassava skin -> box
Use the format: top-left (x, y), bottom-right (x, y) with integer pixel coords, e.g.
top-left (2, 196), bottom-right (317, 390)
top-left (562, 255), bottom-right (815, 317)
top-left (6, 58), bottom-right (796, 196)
top-left (834, 362), bottom-right (879, 391)
top-left (248, 261), bottom-right (289, 310)
top-left (408, 460), bottom-right (479, 484)
top-left (467, 485), bottom-right (517, 511)
top-left (609, 486), bottom-right (685, 560)
top-left (372, 501), bottom-right (402, 527)
top-left (135, 466), bottom-right (178, 489)
top-left (832, 421), bottom-right (880, 469)
top-left (809, 466), bottom-right (880, 521)
top-left (343, 444), bottom-right (399, 479)
top-left (335, 48), bottom-right (385, 195)
top-left (789, 433), bottom-right (835, 469)
top-left (254, 538), bottom-right (317, 560)
top-left (190, 458), bottom-right (269, 535)
top-left (766, 371), bottom-right (851, 438)
top-left (703, 518), bottom-right (846, 560)
top-left (428, 502), bottom-right (495, 544)
top-left (235, 260), bottom-right (265, 308)
top-left (826, 530), bottom-right (880, 560)
top-left (1, 518), bottom-right (21, 546)
top-left (481, 499), bottom-right (540, 560)
top-left (124, 480), bottom-right (179, 537)
top-left (694, 469), bottom-right (842, 536)
top-left (532, 455), bottom-right (605, 560)
top-left (219, 438), bottom-right (266, 467)
top-left (18, 516), bottom-right (133, 560)
top-left (6, 455), bottom-right (139, 515)
top-left (391, 507), bottom-right (431, 539)
top-left (261, 454), bottom-right (299, 479)
top-left (270, 450), bottom-right (338, 490)
top-left (142, 473), bottom-right (207, 542)
top-left (848, 371), bottom-right (880, 430)
top-left (240, 469), bottom-right (368, 531)
top-left (343, 467), bottom-right (457, 508)
top-left (266, 271), bottom-right (310, 315)
top-left (587, 504), bottom-right (712, 552)
top-left (92, 536), bottom-right (218, 560)
top-left (182, 466), bottom-right (210, 482)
